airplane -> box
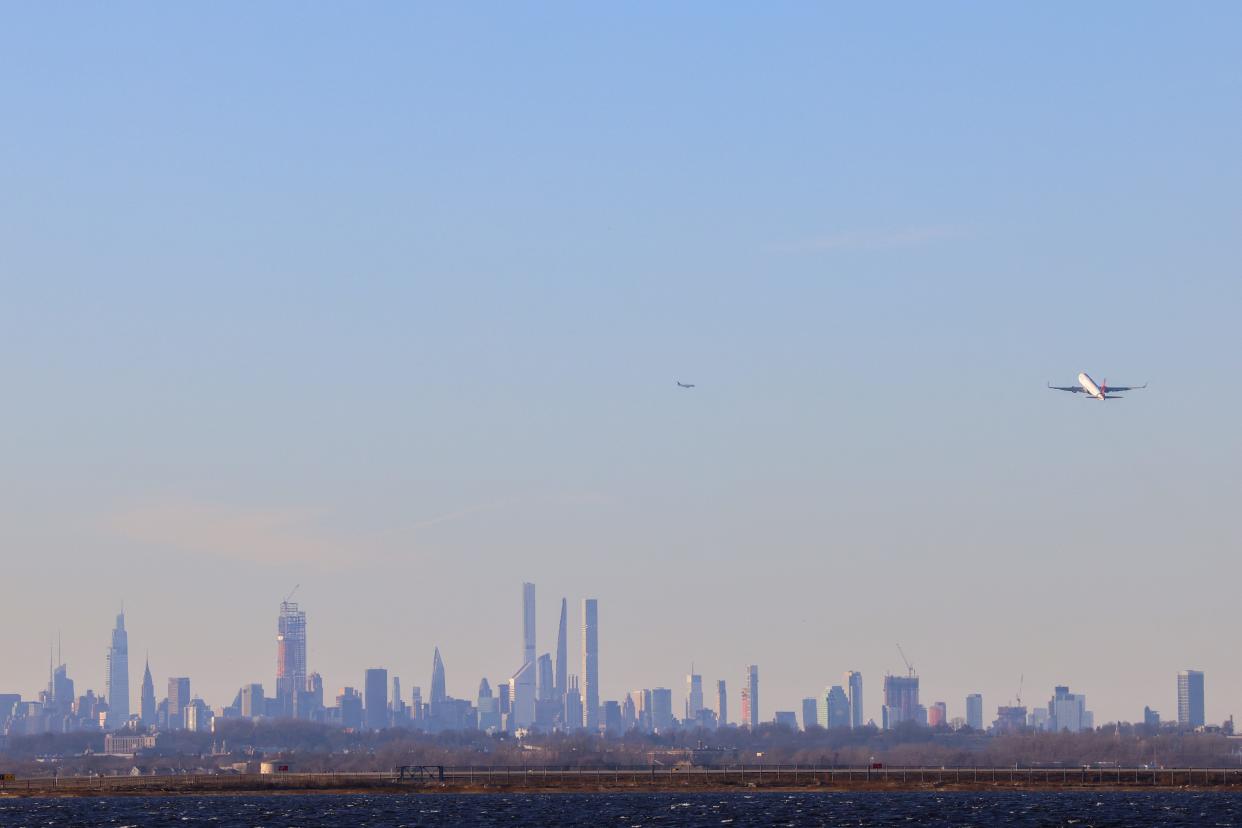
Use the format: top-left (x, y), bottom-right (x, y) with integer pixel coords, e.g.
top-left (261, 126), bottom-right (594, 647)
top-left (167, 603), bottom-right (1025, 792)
top-left (676, 381), bottom-right (695, 389)
top-left (1048, 372), bottom-right (1147, 400)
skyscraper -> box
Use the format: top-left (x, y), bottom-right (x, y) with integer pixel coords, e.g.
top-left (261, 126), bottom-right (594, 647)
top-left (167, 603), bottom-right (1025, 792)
top-left (1048, 685), bottom-right (1093, 733)
top-left (522, 582), bottom-right (536, 667)
top-left (740, 686), bottom-right (751, 728)
top-left (1177, 670), bottom-right (1205, 729)
top-left (801, 697), bottom-right (818, 730)
top-left (716, 680), bottom-right (727, 727)
top-left (650, 687), bottom-right (673, 731)
top-left (822, 685), bottom-right (849, 729)
top-left (276, 599), bottom-right (307, 713)
top-left (364, 668), bottom-right (388, 730)
top-left (167, 677), bottom-right (191, 730)
top-left (582, 598), bottom-right (599, 731)
top-left (564, 675), bottom-right (583, 731)
top-left (430, 647), bottom-right (447, 704)
top-left (882, 674), bottom-right (919, 729)
top-left (685, 670), bottom-right (704, 721)
top-left (509, 661), bottom-right (536, 728)
top-left (537, 653), bottom-right (554, 702)
top-left (744, 665), bottom-right (759, 728)
top-left (140, 658), bottom-right (156, 727)
top-left (105, 611), bottom-right (130, 730)
top-left (965, 693), bottom-right (983, 731)
top-left (845, 671), bottom-right (863, 729)
top-left (554, 598), bottom-right (568, 703)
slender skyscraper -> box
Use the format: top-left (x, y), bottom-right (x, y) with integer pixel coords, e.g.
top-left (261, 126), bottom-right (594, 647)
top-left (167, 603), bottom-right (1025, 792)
top-left (554, 598), bottom-right (568, 703)
top-left (276, 599), bottom-right (307, 712)
top-left (140, 657), bottom-right (156, 727)
top-left (105, 611), bottom-right (130, 730)
top-left (522, 582), bottom-right (536, 667)
top-left (845, 671), bottom-right (864, 729)
top-left (744, 665), bottom-right (759, 729)
top-left (582, 598), bottom-right (599, 731)
top-left (716, 680), bottom-right (728, 727)
top-left (685, 670), bottom-right (704, 721)
top-left (430, 647), bottom-right (447, 704)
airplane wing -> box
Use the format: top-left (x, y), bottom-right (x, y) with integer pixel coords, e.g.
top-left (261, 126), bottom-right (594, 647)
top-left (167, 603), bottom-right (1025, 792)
top-left (1103, 383), bottom-right (1147, 392)
top-left (1047, 384), bottom-right (1084, 393)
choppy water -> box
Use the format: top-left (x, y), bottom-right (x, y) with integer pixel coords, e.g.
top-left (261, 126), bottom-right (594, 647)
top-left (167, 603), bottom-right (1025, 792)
top-left (3, 791), bottom-right (1242, 826)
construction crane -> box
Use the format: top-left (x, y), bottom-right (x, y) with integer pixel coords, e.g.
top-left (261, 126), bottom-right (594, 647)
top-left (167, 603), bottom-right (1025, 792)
top-left (896, 643), bottom-right (916, 677)
top-left (1016, 674), bottom-right (1024, 707)
top-left (283, 584), bottom-right (300, 605)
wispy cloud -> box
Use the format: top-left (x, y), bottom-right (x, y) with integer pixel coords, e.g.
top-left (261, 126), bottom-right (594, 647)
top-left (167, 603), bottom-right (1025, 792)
top-left (773, 225), bottom-right (966, 253)
top-left (106, 491), bottom-right (620, 569)
top-left (106, 499), bottom-right (350, 569)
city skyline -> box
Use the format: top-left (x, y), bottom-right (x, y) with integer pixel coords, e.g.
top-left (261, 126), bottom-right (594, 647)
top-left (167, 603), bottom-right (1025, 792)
top-left (0, 590), bottom-right (1231, 732)
top-left (2, 3), bottom-right (1241, 735)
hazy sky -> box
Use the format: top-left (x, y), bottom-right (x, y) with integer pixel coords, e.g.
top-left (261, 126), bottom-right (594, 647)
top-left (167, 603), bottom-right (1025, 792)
top-left (2, 3), bottom-right (1240, 727)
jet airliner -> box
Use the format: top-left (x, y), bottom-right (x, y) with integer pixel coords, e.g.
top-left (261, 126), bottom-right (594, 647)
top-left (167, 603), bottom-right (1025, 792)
top-left (1048, 372), bottom-right (1146, 400)
top-left (676, 381), bottom-right (695, 389)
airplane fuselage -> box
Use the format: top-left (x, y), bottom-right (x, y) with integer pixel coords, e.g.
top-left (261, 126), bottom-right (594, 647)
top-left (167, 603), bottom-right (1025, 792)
top-left (1077, 372), bottom-right (1106, 400)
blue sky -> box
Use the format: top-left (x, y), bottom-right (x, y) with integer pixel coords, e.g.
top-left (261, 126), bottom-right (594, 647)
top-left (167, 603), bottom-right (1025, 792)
top-left (2, 3), bottom-right (1240, 725)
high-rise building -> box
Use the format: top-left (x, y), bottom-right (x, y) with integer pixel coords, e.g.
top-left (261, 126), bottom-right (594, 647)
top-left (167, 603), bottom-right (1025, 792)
top-left (928, 701), bottom-right (948, 728)
top-left (773, 710), bottom-right (798, 729)
top-left (822, 685), bottom-right (850, 729)
top-left (564, 676), bottom-right (583, 731)
top-left (478, 678), bottom-right (500, 732)
top-left (621, 693), bottom-right (637, 731)
top-left (603, 699), bottom-right (623, 734)
top-left (430, 647), bottom-right (447, 704)
top-left (845, 671), bottom-right (863, 729)
top-left (391, 676), bottom-right (405, 724)
top-left (1178, 670), bottom-right (1205, 729)
top-left (167, 677), bottom-right (191, 730)
top-left (744, 665), bottom-right (759, 728)
top-left (336, 687), bottom-right (362, 730)
top-left (882, 674), bottom-right (919, 729)
top-left (184, 697), bottom-right (212, 733)
top-left (276, 600), bottom-right (307, 714)
top-left (554, 598), bottom-right (568, 703)
top-left (801, 697), bottom-right (818, 730)
top-left (240, 682), bottom-right (265, 719)
top-left (522, 582), bottom-right (536, 667)
top-left (650, 687), bottom-right (673, 731)
top-left (965, 693), bottom-right (983, 731)
top-left (716, 680), bottom-right (728, 727)
top-left (105, 611), bottom-right (130, 730)
top-left (1144, 706), bottom-right (1161, 728)
top-left (537, 654), bottom-right (555, 702)
top-left (1047, 685), bottom-right (1093, 733)
top-left (509, 661), bottom-right (536, 728)
top-left (686, 671), bottom-right (704, 721)
top-left (364, 668), bottom-right (388, 731)
top-left (140, 658), bottom-right (156, 727)
top-left (582, 598), bottom-right (599, 731)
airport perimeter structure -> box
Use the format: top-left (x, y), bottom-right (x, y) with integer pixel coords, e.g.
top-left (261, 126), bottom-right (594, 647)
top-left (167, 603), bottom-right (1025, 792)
top-left (4, 765), bottom-right (1242, 797)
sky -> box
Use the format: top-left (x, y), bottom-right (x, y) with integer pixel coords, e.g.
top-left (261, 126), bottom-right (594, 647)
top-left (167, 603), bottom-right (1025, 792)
top-left (1, 3), bottom-right (1240, 727)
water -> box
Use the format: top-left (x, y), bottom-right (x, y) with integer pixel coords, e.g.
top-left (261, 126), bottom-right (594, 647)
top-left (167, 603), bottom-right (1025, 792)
top-left (3, 791), bottom-right (1242, 826)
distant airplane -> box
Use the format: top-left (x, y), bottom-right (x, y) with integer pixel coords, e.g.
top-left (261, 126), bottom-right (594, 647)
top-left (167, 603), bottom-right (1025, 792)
top-left (1048, 372), bottom-right (1147, 400)
top-left (676, 381), bottom-right (695, 389)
